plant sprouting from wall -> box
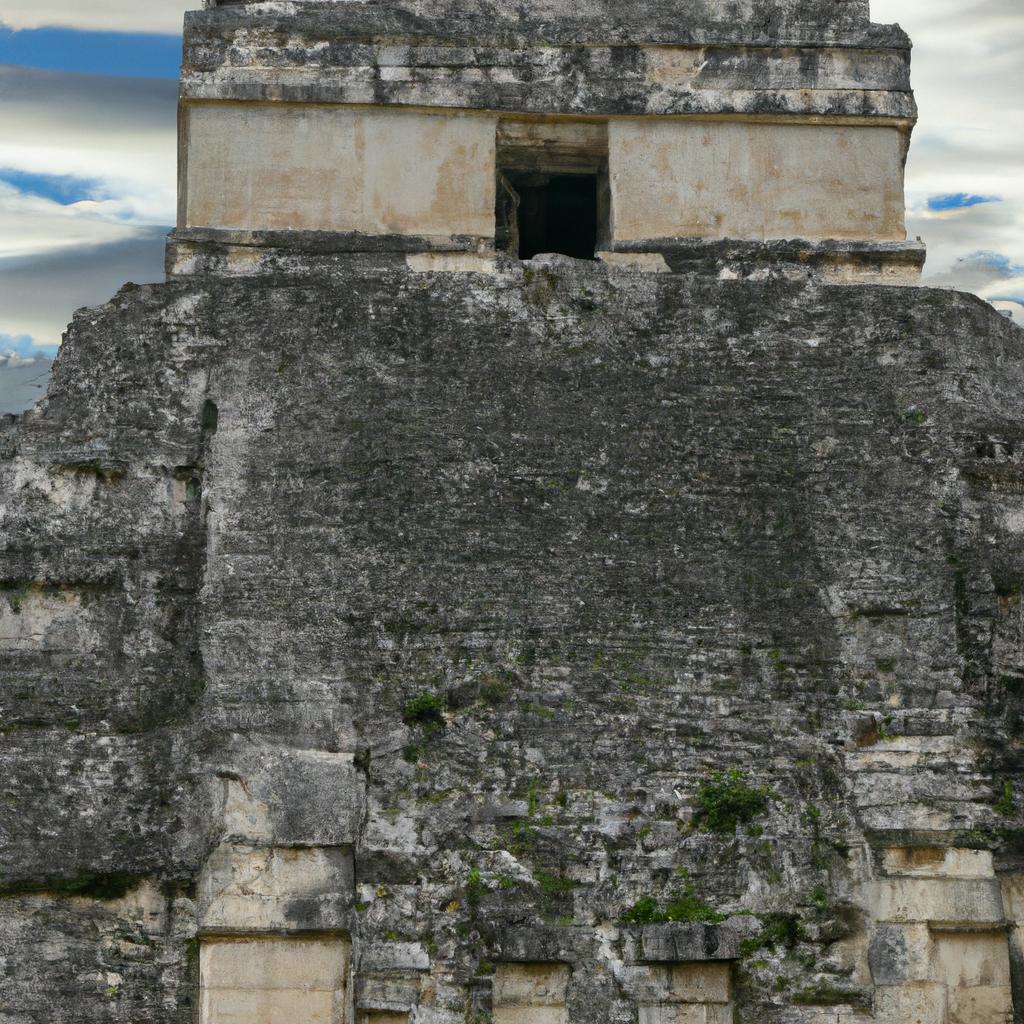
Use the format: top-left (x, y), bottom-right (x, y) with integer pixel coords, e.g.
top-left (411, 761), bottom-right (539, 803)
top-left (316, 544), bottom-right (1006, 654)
top-left (694, 769), bottom-right (773, 834)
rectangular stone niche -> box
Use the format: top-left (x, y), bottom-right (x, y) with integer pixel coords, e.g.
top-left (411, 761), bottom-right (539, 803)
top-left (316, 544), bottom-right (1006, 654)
top-left (493, 963), bottom-right (570, 1024)
top-left (638, 963), bottom-right (733, 1024)
top-left (200, 934), bottom-right (351, 1024)
top-left (931, 930), bottom-right (1013, 1024)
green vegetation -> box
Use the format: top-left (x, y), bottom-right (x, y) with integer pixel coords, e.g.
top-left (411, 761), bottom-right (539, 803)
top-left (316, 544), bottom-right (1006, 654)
top-left (738, 912), bottom-right (806, 957)
top-left (694, 770), bottom-right (773, 834)
top-left (792, 983), bottom-right (871, 1008)
top-left (401, 691), bottom-right (448, 762)
top-left (402, 743), bottom-right (424, 764)
top-left (527, 779), bottom-right (541, 816)
top-left (479, 673), bottom-right (513, 705)
top-left (995, 780), bottom-right (1016, 817)
top-left (1, 582), bottom-right (31, 615)
top-left (402, 691), bottom-right (446, 731)
top-left (523, 702), bottom-right (556, 719)
top-left (534, 870), bottom-right (577, 898)
top-left (465, 867), bottom-right (484, 911)
top-left (621, 881), bottom-right (726, 925)
top-left (810, 884), bottom-right (829, 913)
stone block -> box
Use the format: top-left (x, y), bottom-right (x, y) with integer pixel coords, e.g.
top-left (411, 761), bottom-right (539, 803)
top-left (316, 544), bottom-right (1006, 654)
top-left (493, 964), bottom-right (569, 1024)
top-left (358, 1015), bottom-right (407, 1024)
top-left (200, 935), bottom-right (350, 1024)
top-left (868, 924), bottom-right (932, 984)
top-left (608, 120), bottom-right (907, 244)
top-left (493, 963), bottom-right (569, 1006)
top-left (355, 976), bottom-right (421, 1011)
top-left (198, 843), bottom-right (354, 932)
top-left (494, 1011), bottom-right (566, 1024)
top-left (487, 929), bottom-right (578, 965)
top-left (873, 982), bottom-right (946, 1024)
top-left (639, 1005), bottom-right (731, 1024)
top-left (931, 930), bottom-right (1011, 989)
top-left (882, 847), bottom-right (994, 879)
top-left (358, 942), bottom-right (430, 973)
top-left (1000, 874), bottom-right (1024, 921)
top-left (185, 104), bottom-right (496, 241)
top-left (867, 877), bottom-right (1005, 925)
top-left (945, 985), bottom-right (1015, 1024)
top-left (220, 745), bottom-right (364, 847)
top-left (629, 923), bottom-right (740, 963)
top-left (668, 964), bottom-right (731, 1004)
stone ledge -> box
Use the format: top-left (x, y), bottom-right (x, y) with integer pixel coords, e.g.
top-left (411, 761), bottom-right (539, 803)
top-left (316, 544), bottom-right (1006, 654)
top-left (609, 236), bottom-right (926, 284)
top-left (623, 923), bottom-right (743, 963)
top-left (168, 231), bottom-right (926, 285)
top-left (170, 227), bottom-right (487, 255)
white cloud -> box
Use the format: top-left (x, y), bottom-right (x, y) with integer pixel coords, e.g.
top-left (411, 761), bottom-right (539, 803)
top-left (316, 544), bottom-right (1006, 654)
top-left (872, 0), bottom-right (1024, 315)
top-left (0, 230), bottom-right (167, 349)
top-left (0, 182), bottom-right (146, 260)
top-left (0, 67), bottom-right (174, 347)
top-left (0, 1), bottom-right (194, 34)
top-left (0, 66), bottom-right (177, 229)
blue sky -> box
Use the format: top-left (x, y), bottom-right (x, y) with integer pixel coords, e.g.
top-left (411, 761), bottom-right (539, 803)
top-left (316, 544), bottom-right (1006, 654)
top-left (0, 0), bottom-right (1022, 413)
top-left (0, 26), bottom-right (181, 78)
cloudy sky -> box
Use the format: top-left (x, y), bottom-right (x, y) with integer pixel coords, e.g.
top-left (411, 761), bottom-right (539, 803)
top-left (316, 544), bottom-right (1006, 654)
top-left (0, 0), bottom-right (1022, 412)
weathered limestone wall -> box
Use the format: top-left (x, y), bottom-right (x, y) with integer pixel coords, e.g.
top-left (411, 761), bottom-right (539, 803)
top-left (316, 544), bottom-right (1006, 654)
top-left (2, 260), bottom-right (1022, 1022)
top-left (183, 104), bottom-right (496, 239)
top-left (609, 121), bottom-right (908, 243)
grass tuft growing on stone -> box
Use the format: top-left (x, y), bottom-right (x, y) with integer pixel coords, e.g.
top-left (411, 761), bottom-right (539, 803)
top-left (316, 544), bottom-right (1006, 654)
top-left (621, 884), bottom-right (725, 925)
top-left (402, 691), bottom-right (447, 733)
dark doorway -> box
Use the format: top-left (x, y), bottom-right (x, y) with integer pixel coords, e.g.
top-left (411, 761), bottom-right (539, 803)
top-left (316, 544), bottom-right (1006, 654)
top-left (502, 173), bottom-right (599, 260)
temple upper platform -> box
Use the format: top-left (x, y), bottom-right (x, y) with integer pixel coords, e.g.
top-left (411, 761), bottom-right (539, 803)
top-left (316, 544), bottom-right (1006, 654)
top-left (171, 0), bottom-right (923, 281)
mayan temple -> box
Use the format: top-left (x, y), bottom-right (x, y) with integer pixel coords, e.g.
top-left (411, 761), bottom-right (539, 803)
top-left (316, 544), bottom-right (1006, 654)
top-left (1, 0), bottom-right (1023, 1021)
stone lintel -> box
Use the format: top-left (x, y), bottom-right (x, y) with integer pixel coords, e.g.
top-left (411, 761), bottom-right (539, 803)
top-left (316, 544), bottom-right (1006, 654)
top-left (624, 923), bottom-right (742, 963)
top-left (485, 926), bottom-right (582, 964)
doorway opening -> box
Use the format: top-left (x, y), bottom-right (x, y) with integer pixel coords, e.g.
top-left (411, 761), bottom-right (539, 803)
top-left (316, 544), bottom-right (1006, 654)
top-left (495, 119), bottom-right (609, 261)
top-left (502, 173), bottom-right (599, 260)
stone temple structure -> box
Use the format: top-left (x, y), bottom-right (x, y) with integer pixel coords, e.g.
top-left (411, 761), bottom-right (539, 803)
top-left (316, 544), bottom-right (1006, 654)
top-left (1, 1), bottom-right (1023, 1023)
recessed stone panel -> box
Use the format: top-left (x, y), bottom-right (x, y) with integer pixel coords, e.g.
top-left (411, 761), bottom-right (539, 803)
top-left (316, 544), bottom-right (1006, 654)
top-left (200, 935), bottom-right (350, 1024)
top-left (883, 848), bottom-right (994, 879)
top-left (637, 963), bottom-right (732, 1024)
top-left (493, 963), bottom-right (569, 1024)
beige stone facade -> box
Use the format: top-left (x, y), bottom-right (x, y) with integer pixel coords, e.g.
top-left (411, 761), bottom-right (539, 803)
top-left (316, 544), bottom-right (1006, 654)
top-left (181, 104), bottom-right (909, 250)
top-left (608, 120), bottom-right (907, 243)
top-left (183, 105), bottom-right (497, 241)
